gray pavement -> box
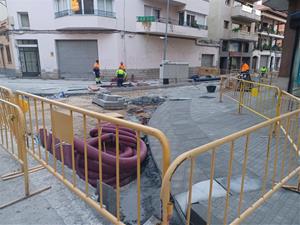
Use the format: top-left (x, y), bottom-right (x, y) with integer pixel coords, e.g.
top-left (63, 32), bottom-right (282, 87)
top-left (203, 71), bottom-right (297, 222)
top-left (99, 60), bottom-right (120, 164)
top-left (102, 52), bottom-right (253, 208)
top-left (1, 77), bottom-right (297, 225)
top-left (148, 83), bottom-right (300, 224)
top-left (0, 76), bottom-right (97, 95)
top-left (0, 146), bottom-right (109, 225)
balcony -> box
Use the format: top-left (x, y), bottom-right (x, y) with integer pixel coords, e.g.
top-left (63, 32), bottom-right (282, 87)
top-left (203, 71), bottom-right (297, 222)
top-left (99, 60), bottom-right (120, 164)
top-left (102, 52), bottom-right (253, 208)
top-left (231, 5), bottom-right (261, 22)
top-left (230, 30), bottom-right (258, 42)
top-left (136, 17), bottom-right (208, 38)
top-left (148, 0), bottom-right (186, 6)
top-left (258, 29), bottom-right (284, 39)
top-left (54, 10), bottom-right (117, 30)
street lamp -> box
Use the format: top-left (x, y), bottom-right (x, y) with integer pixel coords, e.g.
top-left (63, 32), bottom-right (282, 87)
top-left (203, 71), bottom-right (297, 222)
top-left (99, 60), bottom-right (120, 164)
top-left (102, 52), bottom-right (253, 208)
top-left (163, 0), bottom-right (170, 62)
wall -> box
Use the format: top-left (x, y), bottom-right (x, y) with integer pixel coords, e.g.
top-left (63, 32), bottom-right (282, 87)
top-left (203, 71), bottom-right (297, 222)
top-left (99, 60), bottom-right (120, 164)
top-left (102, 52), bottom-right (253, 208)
top-left (4, 0), bottom-right (217, 79)
top-left (9, 31), bottom-right (218, 79)
top-left (279, 0), bottom-right (300, 78)
top-left (6, 0), bottom-right (56, 30)
top-left (0, 31), bottom-right (16, 75)
top-left (207, 0), bottom-right (232, 41)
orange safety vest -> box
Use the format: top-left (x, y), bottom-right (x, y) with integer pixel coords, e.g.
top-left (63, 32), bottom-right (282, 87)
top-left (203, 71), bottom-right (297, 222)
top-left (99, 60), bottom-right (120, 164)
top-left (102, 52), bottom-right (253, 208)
top-left (93, 63), bottom-right (100, 70)
top-left (119, 64), bottom-right (126, 70)
top-left (241, 63), bottom-right (249, 72)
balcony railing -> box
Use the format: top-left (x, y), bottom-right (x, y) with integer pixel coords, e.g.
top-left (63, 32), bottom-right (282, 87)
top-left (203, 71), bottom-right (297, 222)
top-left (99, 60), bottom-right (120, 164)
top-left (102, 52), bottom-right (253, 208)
top-left (136, 16), bottom-right (208, 30)
top-left (55, 9), bottom-right (116, 19)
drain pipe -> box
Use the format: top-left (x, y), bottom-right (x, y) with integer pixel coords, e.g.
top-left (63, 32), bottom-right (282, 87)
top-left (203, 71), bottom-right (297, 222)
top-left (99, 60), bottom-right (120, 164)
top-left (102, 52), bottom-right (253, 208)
top-left (163, 0), bottom-right (170, 62)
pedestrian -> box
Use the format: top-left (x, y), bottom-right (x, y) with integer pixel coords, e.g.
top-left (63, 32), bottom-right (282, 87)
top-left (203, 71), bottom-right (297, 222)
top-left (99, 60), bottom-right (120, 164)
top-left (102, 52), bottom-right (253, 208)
top-left (119, 61), bottom-right (126, 71)
top-left (115, 67), bottom-right (127, 87)
top-left (93, 60), bottom-right (101, 84)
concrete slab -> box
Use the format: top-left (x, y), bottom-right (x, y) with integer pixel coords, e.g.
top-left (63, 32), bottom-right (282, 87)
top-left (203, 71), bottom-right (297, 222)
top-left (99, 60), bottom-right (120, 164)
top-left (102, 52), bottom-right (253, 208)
top-left (175, 180), bottom-right (227, 213)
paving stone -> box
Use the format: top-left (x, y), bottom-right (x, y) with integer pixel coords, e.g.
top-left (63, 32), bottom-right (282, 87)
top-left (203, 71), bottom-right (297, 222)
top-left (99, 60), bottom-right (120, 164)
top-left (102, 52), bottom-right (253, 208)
top-left (149, 85), bottom-right (299, 224)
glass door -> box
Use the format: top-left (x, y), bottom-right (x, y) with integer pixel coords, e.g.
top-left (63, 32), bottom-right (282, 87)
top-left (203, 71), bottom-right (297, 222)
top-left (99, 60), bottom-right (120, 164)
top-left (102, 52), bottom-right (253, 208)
top-left (19, 47), bottom-right (41, 77)
top-left (84, 0), bottom-right (94, 14)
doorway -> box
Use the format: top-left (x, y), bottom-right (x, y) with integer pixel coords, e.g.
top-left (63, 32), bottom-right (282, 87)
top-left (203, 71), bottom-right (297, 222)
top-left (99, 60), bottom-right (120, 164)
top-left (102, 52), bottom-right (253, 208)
top-left (19, 47), bottom-right (41, 77)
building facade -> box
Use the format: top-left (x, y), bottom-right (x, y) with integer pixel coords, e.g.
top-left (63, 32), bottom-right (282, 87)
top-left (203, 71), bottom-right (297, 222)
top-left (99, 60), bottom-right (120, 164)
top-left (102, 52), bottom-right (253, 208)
top-left (208, 0), bottom-right (286, 74)
top-left (253, 4), bottom-right (286, 72)
top-left (263, 0), bottom-right (300, 96)
top-left (0, 0), bottom-right (219, 79)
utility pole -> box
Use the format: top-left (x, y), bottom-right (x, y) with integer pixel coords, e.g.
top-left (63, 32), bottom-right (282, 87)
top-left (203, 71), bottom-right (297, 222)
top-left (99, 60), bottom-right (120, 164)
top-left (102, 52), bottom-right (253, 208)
top-left (163, 0), bottom-right (170, 62)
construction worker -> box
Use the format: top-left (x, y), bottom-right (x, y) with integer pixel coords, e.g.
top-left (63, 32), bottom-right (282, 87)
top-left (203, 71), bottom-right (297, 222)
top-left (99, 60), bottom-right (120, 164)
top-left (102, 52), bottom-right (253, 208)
top-left (240, 62), bottom-right (251, 81)
top-left (241, 62), bottom-right (250, 73)
top-left (119, 62), bottom-right (126, 71)
top-left (116, 67), bottom-right (127, 87)
top-left (260, 66), bottom-right (268, 78)
top-left (93, 60), bottom-right (101, 84)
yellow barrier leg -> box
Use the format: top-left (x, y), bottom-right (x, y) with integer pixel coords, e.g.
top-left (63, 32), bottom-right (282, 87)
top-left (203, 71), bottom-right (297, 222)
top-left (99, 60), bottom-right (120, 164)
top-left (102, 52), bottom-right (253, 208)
top-left (1, 165), bottom-right (45, 181)
top-left (0, 186), bottom-right (51, 209)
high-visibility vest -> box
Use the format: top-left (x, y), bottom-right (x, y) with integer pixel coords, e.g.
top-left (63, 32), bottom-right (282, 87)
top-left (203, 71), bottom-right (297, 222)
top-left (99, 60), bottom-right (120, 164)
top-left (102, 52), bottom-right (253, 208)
top-left (260, 67), bottom-right (267, 73)
top-left (116, 69), bottom-right (126, 78)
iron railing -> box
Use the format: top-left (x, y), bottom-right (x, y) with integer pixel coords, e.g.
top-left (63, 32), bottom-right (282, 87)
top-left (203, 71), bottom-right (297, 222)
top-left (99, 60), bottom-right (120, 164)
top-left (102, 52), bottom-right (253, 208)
top-left (55, 9), bottom-right (116, 19)
top-left (136, 16), bottom-right (208, 30)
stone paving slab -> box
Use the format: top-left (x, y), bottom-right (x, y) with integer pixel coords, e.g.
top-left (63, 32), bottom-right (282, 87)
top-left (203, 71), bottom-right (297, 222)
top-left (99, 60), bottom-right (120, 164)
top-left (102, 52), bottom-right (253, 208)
top-left (0, 146), bottom-right (109, 225)
top-left (148, 84), bottom-right (300, 225)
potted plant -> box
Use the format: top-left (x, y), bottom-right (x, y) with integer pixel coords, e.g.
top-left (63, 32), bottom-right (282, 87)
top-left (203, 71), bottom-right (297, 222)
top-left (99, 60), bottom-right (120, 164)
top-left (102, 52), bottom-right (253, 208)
top-left (232, 27), bottom-right (240, 32)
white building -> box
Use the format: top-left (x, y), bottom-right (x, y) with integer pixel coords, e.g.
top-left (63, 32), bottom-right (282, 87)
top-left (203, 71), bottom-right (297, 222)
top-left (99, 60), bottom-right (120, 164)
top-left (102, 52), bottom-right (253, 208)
top-left (0, 0), bottom-right (219, 79)
top-left (207, 0), bottom-right (286, 73)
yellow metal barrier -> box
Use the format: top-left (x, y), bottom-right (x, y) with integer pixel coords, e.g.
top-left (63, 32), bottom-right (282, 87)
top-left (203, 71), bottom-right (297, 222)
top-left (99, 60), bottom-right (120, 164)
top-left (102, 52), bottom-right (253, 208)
top-left (0, 99), bottom-right (50, 208)
top-left (15, 90), bottom-right (171, 225)
top-left (0, 85), bottom-right (14, 102)
top-left (220, 76), bottom-right (281, 119)
top-left (160, 109), bottom-right (300, 225)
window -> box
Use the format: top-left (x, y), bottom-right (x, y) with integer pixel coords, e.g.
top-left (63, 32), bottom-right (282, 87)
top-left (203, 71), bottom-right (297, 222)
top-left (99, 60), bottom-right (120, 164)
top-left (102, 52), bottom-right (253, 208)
top-left (243, 43), bottom-right (249, 52)
top-left (202, 54), bottom-right (214, 67)
top-left (56, 0), bottom-right (67, 12)
top-left (98, 0), bottom-right (113, 12)
top-left (222, 40), bottom-right (229, 51)
top-left (18, 12), bottom-right (30, 29)
top-left (179, 12), bottom-right (184, 26)
top-left (5, 46), bottom-right (12, 64)
top-left (144, 6), bottom-right (160, 20)
top-left (224, 20), bottom-right (229, 29)
top-left (17, 40), bottom-right (38, 45)
top-left (84, 0), bottom-right (94, 14)
top-left (229, 41), bottom-right (242, 52)
top-left (197, 14), bottom-right (206, 26)
top-left (186, 14), bottom-right (196, 27)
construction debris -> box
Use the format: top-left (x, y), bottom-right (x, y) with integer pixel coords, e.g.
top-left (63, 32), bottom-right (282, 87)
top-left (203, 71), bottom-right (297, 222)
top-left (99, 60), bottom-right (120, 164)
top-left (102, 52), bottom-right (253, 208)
top-left (130, 96), bottom-right (165, 106)
top-left (92, 93), bottom-right (127, 110)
